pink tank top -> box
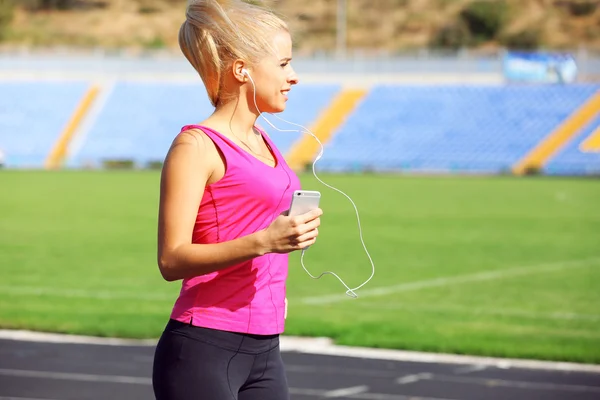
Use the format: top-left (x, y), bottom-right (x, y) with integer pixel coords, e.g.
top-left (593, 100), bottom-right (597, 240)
top-left (170, 125), bottom-right (301, 335)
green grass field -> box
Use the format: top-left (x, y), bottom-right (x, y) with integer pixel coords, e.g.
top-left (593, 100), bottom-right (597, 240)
top-left (1, 170), bottom-right (599, 363)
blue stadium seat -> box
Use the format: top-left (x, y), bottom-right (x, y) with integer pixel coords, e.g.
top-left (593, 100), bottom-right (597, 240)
top-left (0, 81), bottom-right (89, 168)
top-left (4, 80), bottom-right (598, 175)
top-left (317, 84), bottom-right (600, 174)
top-left (69, 82), bottom-right (340, 168)
top-left (69, 81), bottom-right (214, 168)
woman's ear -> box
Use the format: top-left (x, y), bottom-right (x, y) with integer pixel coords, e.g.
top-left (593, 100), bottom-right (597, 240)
top-left (232, 59), bottom-right (248, 83)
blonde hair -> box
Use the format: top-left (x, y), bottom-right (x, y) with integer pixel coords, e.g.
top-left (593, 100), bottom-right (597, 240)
top-left (179, 0), bottom-right (289, 107)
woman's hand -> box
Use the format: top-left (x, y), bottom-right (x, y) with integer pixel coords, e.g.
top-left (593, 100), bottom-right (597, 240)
top-left (260, 208), bottom-right (322, 254)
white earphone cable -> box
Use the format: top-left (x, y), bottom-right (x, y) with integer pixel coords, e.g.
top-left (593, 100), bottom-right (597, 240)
top-left (245, 70), bottom-right (375, 298)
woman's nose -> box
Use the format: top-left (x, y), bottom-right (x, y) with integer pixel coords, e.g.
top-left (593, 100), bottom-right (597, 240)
top-left (288, 67), bottom-right (299, 85)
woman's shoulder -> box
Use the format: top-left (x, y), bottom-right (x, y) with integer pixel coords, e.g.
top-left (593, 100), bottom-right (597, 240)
top-left (168, 124), bottom-right (221, 163)
top-left (176, 124), bottom-right (219, 147)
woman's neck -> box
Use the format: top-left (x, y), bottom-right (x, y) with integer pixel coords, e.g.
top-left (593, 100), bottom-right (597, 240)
top-left (210, 99), bottom-right (260, 141)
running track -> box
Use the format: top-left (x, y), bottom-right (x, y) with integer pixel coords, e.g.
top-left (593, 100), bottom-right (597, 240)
top-left (1, 335), bottom-right (599, 400)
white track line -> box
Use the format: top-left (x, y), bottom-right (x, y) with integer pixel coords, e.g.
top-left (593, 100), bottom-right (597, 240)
top-left (0, 368), bottom-right (151, 385)
top-left (1, 329), bottom-right (599, 374)
top-left (430, 374), bottom-right (600, 393)
top-left (2, 258), bottom-right (596, 305)
top-left (0, 330), bottom-right (156, 346)
top-left (324, 385), bottom-right (369, 397)
top-left (288, 387), bottom-right (453, 400)
top-left (0, 397), bottom-right (60, 400)
top-left (396, 373), bottom-right (433, 385)
top-left (302, 257), bottom-right (600, 305)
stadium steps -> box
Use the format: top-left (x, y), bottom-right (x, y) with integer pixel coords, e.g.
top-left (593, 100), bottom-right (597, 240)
top-left (45, 85), bottom-right (100, 170)
top-left (512, 90), bottom-right (600, 174)
top-left (285, 88), bottom-right (367, 171)
top-left (544, 113), bottom-right (600, 175)
top-left (68, 83), bottom-right (340, 168)
top-left (580, 126), bottom-right (600, 152)
top-left (0, 81), bottom-right (91, 168)
top-left (316, 84), bottom-right (600, 174)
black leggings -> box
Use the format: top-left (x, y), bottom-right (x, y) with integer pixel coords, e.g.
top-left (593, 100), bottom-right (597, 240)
top-left (152, 319), bottom-right (289, 400)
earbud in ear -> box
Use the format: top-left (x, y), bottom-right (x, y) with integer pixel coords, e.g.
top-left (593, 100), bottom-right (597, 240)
top-left (241, 68), bottom-right (249, 77)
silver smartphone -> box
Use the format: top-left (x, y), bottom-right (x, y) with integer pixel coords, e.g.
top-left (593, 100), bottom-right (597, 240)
top-left (288, 190), bottom-right (321, 217)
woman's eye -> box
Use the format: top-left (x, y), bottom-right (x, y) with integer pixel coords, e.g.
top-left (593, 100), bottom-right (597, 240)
top-left (280, 63), bottom-right (289, 68)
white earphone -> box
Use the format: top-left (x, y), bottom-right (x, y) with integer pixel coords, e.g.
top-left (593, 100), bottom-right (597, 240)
top-left (243, 66), bottom-right (375, 299)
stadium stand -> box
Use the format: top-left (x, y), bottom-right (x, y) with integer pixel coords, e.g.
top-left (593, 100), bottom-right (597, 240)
top-left (317, 84), bottom-right (600, 174)
top-left (68, 82), bottom-right (340, 168)
top-left (69, 81), bottom-right (214, 168)
top-left (0, 81), bottom-right (89, 168)
top-left (2, 80), bottom-right (598, 175)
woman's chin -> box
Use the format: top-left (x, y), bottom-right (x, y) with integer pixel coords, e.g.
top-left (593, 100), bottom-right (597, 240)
top-left (266, 104), bottom-right (286, 114)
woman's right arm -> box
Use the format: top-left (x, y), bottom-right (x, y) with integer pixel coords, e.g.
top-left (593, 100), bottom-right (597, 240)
top-left (157, 131), bottom-right (321, 282)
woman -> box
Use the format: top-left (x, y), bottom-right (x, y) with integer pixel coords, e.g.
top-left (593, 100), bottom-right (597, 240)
top-left (152, 1), bottom-right (322, 399)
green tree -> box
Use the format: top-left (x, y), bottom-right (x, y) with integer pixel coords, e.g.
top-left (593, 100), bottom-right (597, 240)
top-left (0, 0), bottom-right (14, 41)
top-left (459, 1), bottom-right (508, 43)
